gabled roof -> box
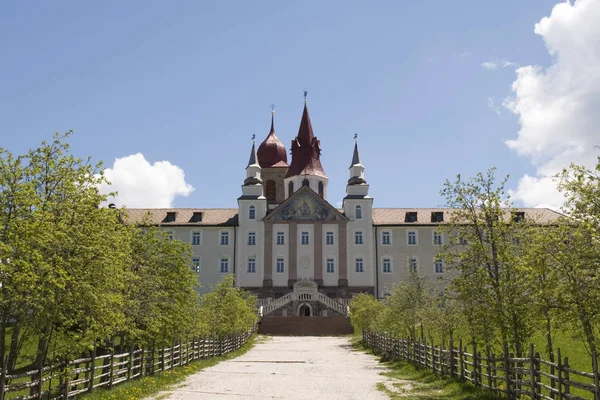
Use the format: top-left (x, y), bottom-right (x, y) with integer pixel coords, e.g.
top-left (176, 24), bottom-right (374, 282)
top-left (372, 208), bottom-right (566, 226)
top-left (263, 185), bottom-right (347, 222)
top-left (125, 208), bottom-right (238, 226)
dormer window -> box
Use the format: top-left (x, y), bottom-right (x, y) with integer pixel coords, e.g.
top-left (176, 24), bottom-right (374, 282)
top-left (431, 212), bottom-right (444, 223)
top-left (164, 212), bottom-right (176, 223)
top-left (355, 205), bottom-right (363, 220)
top-left (512, 211), bottom-right (526, 223)
top-left (190, 212), bottom-right (202, 223)
top-left (249, 206), bottom-right (256, 220)
top-left (405, 212), bottom-right (418, 223)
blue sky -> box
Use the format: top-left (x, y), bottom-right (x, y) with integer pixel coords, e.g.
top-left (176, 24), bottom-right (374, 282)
top-left (2, 0), bottom-right (597, 209)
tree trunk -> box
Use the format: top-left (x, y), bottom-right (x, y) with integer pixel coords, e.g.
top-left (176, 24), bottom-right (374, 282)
top-left (6, 323), bottom-right (20, 373)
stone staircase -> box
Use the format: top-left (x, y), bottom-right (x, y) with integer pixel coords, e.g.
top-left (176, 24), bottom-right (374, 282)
top-left (258, 278), bottom-right (350, 317)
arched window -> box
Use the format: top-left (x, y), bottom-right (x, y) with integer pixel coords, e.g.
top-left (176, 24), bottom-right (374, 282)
top-left (288, 181), bottom-right (294, 197)
top-left (355, 205), bottom-right (362, 220)
top-left (266, 180), bottom-right (276, 202)
top-left (318, 181), bottom-right (324, 197)
top-left (249, 205), bottom-right (255, 220)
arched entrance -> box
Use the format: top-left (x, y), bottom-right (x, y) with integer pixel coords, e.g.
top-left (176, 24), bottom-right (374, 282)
top-left (298, 303), bottom-right (312, 316)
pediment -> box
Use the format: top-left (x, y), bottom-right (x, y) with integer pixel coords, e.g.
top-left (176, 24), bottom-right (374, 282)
top-left (264, 186), bottom-right (347, 222)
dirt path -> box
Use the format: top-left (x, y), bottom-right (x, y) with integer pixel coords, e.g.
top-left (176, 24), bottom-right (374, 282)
top-left (152, 336), bottom-right (390, 400)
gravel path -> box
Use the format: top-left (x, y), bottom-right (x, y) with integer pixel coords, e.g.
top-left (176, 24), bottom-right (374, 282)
top-left (153, 336), bottom-right (390, 400)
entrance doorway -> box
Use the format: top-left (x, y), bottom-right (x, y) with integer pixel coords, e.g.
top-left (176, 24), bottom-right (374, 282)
top-left (298, 303), bottom-right (312, 316)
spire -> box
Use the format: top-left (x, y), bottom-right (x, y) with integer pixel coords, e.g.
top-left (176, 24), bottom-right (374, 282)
top-left (350, 133), bottom-right (361, 167)
top-left (257, 107), bottom-right (288, 168)
top-left (297, 103), bottom-right (315, 142)
top-left (285, 99), bottom-right (326, 179)
top-left (246, 134), bottom-right (258, 168)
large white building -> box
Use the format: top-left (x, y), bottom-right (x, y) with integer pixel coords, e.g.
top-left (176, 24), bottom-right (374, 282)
top-left (126, 101), bottom-right (561, 314)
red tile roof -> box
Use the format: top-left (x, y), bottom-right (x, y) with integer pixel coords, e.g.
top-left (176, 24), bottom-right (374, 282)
top-left (257, 115), bottom-right (289, 168)
top-left (285, 104), bottom-right (327, 179)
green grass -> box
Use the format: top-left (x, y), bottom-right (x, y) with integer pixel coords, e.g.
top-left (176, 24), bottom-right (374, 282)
top-left (353, 339), bottom-right (501, 400)
top-left (77, 334), bottom-right (260, 400)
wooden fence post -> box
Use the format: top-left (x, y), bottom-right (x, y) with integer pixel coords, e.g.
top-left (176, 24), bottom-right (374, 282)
top-left (557, 348), bottom-right (563, 400)
top-left (592, 349), bottom-right (599, 400)
top-left (486, 346), bottom-right (492, 390)
top-left (139, 347), bottom-right (145, 379)
top-left (62, 360), bottom-right (70, 400)
top-left (504, 344), bottom-right (512, 399)
top-left (473, 342), bottom-right (478, 386)
top-left (449, 338), bottom-right (455, 378)
top-left (459, 338), bottom-right (465, 381)
top-left (89, 345), bottom-right (96, 393)
top-left (563, 357), bottom-right (570, 397)
top-left (127, 345), bottom-right (134, 382)
top-left (529, 343), bottom-right (536, 399)
top-left (108, 343), bottom-right (115, 388)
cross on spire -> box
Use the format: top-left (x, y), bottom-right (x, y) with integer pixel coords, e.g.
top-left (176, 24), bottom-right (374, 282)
top-left (303, 90), bottom-right (308, 103)
top-left (252, 133), bottom-right (256, 142)
top-left (354, 133), bottom-right (358, 142)
top-left (270, 103), bottom-right (276, 115)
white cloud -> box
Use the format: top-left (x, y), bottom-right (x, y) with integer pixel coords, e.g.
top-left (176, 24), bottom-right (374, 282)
top-left (481, 61), bottom-right (499, 70)
top-left (504, 0), bottom-right (600, 209)
top-left (481, 59), bottom-right (518, 70)
top-left (98, 153), bottom-right (194, 208)
top-left (460, 51), bottom-right (472, 57)
top-left (487, 97), bottom-right (501, 115)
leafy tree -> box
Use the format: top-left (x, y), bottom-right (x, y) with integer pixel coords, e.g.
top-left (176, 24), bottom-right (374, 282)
top-left (349, 293), bottom-right (384, 332)
top-left (196, 275), bottom-right (257, 337)
top-left (440, 168), bottom-right (535, 356)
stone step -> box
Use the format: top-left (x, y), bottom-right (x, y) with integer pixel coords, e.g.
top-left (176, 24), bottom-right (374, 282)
top-left (258, 316), bottom-right (354, 336)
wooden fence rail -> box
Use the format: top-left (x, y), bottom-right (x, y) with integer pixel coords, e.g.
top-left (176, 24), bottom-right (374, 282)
top-left (1, 329), bottom-right (254, 400)
top-left (363, 330), bottom-right (600, 400)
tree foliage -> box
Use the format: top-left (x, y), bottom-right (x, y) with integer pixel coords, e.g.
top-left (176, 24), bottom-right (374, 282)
top-left (0, 132), bottom-right (257, 382)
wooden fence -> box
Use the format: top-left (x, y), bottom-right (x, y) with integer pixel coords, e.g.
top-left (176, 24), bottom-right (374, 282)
top-left (363, 330), bottom-right (600, 400)
top-left (1, 330), bottom-right (254, 400)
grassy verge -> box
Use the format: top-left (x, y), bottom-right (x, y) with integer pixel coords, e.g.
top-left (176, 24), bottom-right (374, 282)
top-left (353, 338), bottom-right (501, 400)
top-left (78, 334), bottom-right (261, 400)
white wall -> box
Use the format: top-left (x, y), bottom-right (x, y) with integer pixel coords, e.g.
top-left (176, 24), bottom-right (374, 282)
top-left (344, 199), bottom-right (375, 288)
top-left (237, 200), bottom-right (266, 288)
top-left (272, 223), bottom-right (290, 287)
top-left (296, 223), bottom-right (314, 280)
top-left (321, 223), bottom-right (340, 286)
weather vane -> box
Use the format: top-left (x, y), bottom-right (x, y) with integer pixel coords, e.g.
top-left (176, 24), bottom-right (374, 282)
top-left (303, 90), bottom-right (308, 102)
top-left (354, 133), bottom-right (358, 141)
top-left (270, 103), bottom-right (276, 114)
top-left (252, 133), bottom-right (256, 142)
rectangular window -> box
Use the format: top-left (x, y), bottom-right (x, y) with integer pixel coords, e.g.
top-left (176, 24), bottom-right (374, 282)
top-left (434, 258), bottom-right (444, 274)
top-left (383, 258), bottom-right (391, 273)
top-left (276, 231), bottom-right (285, 245)
top-left (301, 231), bottom-right (309, 245)
top-left (355, 258), bottom-right (364, 273)
top-left (431, 211), bottom-right (444, 223)
top-left (326, 258), bottom-right (335, 273)
top-left (166, 231), bottom-right (174, 241)
top-left (355, 231), bottom-right (363, 245)
top-left (276, 257), bottom-right (285, 273)
top-left (407, 231), bottom-right (417, 245)
top-left (326, 231), bottom-right (334, 245)
top-left (247, 257), bottom-right (256, 273)
top-left (220, 258), bottom-right (229, 273)
top-left (248, 232), bottom-right (256, 245)
top-left (433, 232), bottom-right (443, 246)
top-left (192, 231), bottom-right (201, 245)
top-left (405, 211), bottom-right (418, 222)
top-left (409, 258), bottom-right (418, 272)
top-left (220, 231), bottom-right (229, 246)
top-left (382, 231), bottom-right (391, 245)
top-left (191, 257), bottom-right (200, 273)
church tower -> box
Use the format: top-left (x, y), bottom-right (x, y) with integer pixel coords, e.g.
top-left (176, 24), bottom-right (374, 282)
top-left (237, 137), bottom-right (267, 289)
top-left (257, 110), bottom-right (289, 209)
top-left (284, 97), bottom-right (328, 199)
top-left (343, 135), bottom-right (375, 290)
